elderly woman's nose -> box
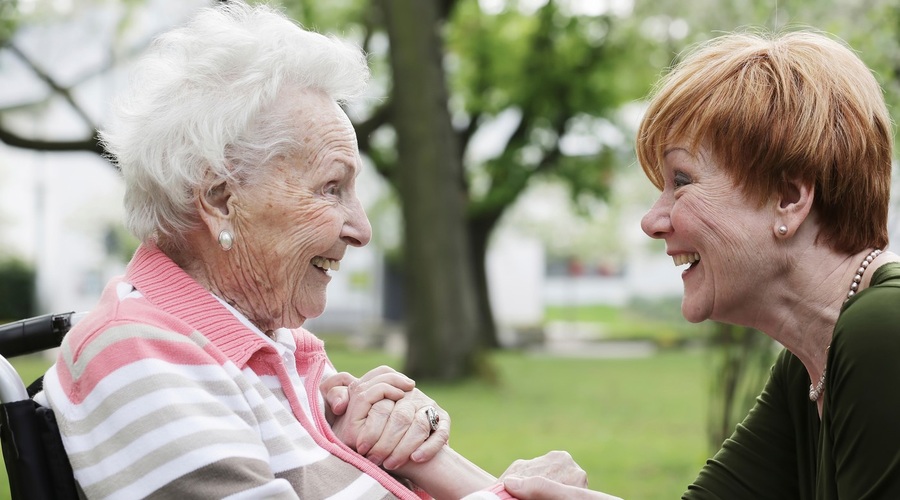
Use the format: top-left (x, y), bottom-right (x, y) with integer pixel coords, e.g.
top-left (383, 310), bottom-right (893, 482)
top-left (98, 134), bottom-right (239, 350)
top-left (641, 196), bottom-right (672, 239)
top-left (342, 200), bottom-right (372, 247)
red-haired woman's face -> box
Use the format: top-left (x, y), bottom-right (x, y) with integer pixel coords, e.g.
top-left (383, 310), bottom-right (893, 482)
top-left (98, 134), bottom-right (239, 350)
top-left (640, 146), bottom-right (778, 325)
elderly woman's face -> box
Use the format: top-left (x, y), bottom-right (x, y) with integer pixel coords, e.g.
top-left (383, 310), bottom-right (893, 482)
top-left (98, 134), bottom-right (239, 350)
top-left (229, 92), bottom-right (371, 330)
top-left (639, 146), bottom-right (777, 325)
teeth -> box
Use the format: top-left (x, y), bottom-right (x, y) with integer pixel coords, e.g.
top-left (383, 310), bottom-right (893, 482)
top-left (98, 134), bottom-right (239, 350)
top-left (672, 253), bottom-right (700, 267)
top-left (312, 256), bottom-right (340, 271)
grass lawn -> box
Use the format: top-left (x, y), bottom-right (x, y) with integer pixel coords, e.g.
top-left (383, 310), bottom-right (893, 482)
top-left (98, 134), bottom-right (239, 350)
top-left (1, 348), bottom-right (711, 500)
top-left (545, 301), bottom-right (711, 346)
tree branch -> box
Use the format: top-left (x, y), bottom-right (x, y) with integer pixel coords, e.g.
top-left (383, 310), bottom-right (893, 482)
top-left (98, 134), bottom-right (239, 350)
top-left (534, 114), bottom-right (569, 175)
top-left (354, 98), bottom-right (393, 152)
top-left (458, 111), bottom-right (481, 155)
top-left (438, 0), bottom-right (459, 20)
top-left (360, 1), bottom-right (380, 53)
top-left (353, 99), bottom-right (395, 182)
top-left (0, 125), bottom-right (107, 156)
top-left (7, 42), bottom-right (97, 130)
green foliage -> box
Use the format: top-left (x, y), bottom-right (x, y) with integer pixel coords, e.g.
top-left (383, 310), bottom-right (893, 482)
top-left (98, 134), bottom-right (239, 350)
top-left (0, 0), bottom-right (17, 45)
top-left (0, 257), bottom-right (35, 321)
top-left (277, 0), bottom-right (668, 231)
top-left (103, 224), bottom-right (140, 264)
top-left (278, 0), bottom-right (368, 33)
top-left (706, 324), bottom-right (774, 451)
top-left (448, 0), bottom-right (661, 216)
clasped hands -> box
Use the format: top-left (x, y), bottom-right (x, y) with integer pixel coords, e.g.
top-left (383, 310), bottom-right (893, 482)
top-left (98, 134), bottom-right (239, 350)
top-left (320, 366), bottom-right (621, 499)
top-left (321, 365), bottom-right (447, 471)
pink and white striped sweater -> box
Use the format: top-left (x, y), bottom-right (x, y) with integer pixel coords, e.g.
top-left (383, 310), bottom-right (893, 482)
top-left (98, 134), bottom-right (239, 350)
top-left (41, 244), bottom-right (509, 499)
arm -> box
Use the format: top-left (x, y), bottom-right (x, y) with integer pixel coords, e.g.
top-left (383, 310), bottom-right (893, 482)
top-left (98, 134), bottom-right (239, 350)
top-left (683, 350), bottom-right (803, 499)
top-left (396, 448), bottom-right (603, 500)
top-left (827, 288), bottom-right (900, 498)
top-left (43, 324), bottom-right (298, 499)
top-left (395, 446), bottom-right (497, 499)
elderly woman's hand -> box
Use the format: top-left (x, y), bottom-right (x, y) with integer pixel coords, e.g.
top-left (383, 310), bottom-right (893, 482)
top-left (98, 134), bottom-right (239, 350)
top-left (502, 476), bottom-right (622, 500)
top-left (499, 451), bottom-right (623, 500)
top-left (499, 451), bottom-right (588, 487)
top-left (321, 367), bottom-right (451, 470)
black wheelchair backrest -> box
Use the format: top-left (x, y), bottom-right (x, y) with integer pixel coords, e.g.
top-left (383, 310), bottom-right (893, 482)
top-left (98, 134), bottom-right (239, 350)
top-left (0, 312), bottom-right (85, 500)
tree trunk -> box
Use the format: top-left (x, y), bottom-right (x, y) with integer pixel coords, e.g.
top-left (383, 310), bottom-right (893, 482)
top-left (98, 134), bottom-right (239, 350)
top-left (380, 0), bottom-right (481, 380)
top-left (469, 213), bottom-right (501, 349)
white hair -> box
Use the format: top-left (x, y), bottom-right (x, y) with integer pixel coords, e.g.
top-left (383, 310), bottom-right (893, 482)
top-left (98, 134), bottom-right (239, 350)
top-left (100, 0), bottom-right (369, 246)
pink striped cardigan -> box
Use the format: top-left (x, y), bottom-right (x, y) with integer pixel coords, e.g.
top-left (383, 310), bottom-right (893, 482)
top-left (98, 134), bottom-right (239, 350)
top-left (41, 243), bottom-right (509, 499)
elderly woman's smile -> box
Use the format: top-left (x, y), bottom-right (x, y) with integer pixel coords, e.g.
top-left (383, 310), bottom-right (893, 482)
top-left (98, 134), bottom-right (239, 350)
top-left (194, 90), bottom-right (372, 332)
top-left (311, 255), bottom-right (341, 273)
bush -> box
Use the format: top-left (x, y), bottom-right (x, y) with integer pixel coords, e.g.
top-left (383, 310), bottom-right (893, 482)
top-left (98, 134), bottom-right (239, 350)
top-left (0, 257), bottom-right (35, 321)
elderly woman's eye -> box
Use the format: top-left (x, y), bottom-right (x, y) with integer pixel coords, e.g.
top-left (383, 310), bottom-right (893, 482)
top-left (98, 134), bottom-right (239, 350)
top-left (673, 171), bottom-right (691, 188)
top-left (324, 183), bottom-right (340, 196)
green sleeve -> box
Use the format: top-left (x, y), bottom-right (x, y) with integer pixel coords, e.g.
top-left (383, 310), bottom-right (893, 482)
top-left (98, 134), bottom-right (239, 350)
top-left (683, 350), bottom-right (806, 500)
top-left (824, 282), bottom-right (900, 498)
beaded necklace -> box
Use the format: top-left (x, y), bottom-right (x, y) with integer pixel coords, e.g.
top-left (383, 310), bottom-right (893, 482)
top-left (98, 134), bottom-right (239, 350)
top-left (809, 248), bottom-right (882, 402)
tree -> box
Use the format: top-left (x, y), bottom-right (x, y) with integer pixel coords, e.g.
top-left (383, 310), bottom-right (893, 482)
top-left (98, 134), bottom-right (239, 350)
top-left (332, 0), bottom-right (660, 376)
top-left (377, 0), bottom-right (482, 379)
top-left (0, 0), bottom-right (171, 157)
top-left (445, 1), bottom-right (657, 348)
top-left (2, 0), bottom-right (665, 380)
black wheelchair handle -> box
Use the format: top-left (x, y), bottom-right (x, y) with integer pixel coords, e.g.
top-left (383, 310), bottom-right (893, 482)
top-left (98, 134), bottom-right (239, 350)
top-left (0, 312), bottom-right (84, 358)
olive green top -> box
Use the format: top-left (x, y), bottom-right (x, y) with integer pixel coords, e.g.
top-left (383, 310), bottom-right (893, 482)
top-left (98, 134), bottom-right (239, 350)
top-left (684, 261), bottom-right (900, 500)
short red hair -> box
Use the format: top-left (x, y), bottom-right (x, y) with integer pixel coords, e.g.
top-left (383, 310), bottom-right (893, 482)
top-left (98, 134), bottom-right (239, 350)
top-left (637, 29), bottom-right (892, 254)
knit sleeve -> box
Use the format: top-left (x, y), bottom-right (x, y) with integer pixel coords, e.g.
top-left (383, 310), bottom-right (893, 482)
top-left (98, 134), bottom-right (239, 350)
top-left (42, 321), bottom-right (298, 500)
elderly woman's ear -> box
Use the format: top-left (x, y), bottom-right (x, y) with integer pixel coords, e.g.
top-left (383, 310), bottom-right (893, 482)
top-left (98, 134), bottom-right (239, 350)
top-left (196, 180), bottom-right (236, 250)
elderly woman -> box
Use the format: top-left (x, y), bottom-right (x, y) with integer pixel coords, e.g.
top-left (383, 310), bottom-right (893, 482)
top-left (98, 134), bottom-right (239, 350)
top-left (36, 2), bottom-right (585, 498)
top-left (504, 30), bottom-right (900, 500)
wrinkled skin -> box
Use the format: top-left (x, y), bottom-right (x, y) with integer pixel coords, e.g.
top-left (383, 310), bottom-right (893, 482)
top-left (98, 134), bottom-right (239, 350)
top-left (188, 89), bottom-right (448, 471)
top-left (321, 367), bottom-right (451, 470)
top-left (501, 451), bottom-right (623, 500)
top-left (195, 90), bottom-right (371, 331)
top-left (640, 146), bottom-right (781, 325)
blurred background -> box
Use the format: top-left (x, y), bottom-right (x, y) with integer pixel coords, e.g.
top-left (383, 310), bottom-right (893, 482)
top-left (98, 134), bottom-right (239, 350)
top-left (3, 0), bottom-right (900, 497)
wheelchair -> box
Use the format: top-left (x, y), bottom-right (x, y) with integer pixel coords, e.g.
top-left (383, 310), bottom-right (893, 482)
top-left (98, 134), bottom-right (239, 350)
top-left (0, 312), bottom-right (84, 500)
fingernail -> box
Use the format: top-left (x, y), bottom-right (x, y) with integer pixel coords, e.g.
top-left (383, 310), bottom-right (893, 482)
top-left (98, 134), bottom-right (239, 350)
top-left (383, 459), bottom-right (397, 470)
top-left (505, 476), bottom-right (523, 489)
top-left (357, 443), bottom-right (370, 456)
top-left (411, 451), bottom-right (424, 462)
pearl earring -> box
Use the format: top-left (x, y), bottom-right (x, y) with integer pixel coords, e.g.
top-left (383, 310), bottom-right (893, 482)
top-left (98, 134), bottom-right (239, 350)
top-left (218, 229), bottom-right (234, 251)
top-left (777, 225), bottom-right (788, 235)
